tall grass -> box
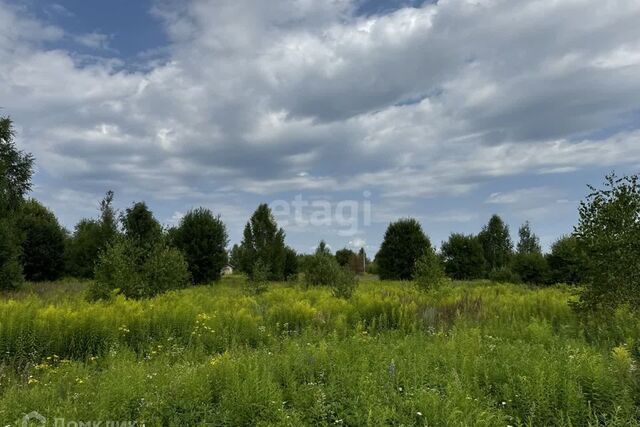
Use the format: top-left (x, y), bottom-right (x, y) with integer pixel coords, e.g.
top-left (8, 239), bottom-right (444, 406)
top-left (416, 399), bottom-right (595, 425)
top-left (1, 277), bottom-right (639, 425)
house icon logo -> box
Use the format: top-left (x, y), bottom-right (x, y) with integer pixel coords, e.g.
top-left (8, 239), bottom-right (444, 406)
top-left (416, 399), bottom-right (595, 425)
top-left (22, 411), bottom-right (46, 426)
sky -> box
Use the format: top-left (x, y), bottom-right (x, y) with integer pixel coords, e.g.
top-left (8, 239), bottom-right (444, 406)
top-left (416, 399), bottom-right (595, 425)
top-left (1, 0), bottom-right (640, 255)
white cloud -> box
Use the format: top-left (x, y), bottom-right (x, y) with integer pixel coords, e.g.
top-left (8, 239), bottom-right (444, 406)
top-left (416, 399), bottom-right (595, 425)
top-left (74, 32), bottom-right (113, 50)
top-left (1, 0), bottom-right (640, 239)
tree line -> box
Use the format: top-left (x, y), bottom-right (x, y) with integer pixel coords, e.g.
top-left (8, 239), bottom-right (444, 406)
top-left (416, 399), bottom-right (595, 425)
top-left (2, 115), bottom-right (639, 313)
top-left (373, 215), bottom-right (585, 286)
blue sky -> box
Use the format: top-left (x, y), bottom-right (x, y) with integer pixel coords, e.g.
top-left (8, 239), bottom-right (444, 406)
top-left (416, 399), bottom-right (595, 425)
top-left (2, 0), bottom-right (640, 255)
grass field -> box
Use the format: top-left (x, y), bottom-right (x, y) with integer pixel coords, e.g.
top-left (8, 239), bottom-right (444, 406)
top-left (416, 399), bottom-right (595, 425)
top-left (1, 276), bottom-right (639, 426)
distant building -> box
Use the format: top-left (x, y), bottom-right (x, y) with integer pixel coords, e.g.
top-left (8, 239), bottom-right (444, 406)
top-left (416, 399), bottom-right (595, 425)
top-left (221, 265), bottom-right (234, 276)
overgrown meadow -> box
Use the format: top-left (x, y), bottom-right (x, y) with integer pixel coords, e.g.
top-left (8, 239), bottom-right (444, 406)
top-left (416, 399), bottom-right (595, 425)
top-left (2, 277), bottom-right (639, 426)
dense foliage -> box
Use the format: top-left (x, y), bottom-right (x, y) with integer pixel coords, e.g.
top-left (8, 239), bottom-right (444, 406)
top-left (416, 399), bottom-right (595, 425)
top-left (516, 221), bottom-right (542, 254)
top-left (121, 201), bottom-right (162, 250)
top-left (377, 218), bottom-right (431, 280)
top-left (170, 208), bottom-right (228, 284)
top-left (304, 243), bottom-right (342, 287)
top-left (335, 248), bottom-right (356, 267)
top-left (512, 252), bottom-right (549, 284)
top-left (574, 173), bottom-right (640, 312)
top-left (512, 221), bottom-right (549, 284)
top-left (547, 235), bottom-right (586, 285)
top-left (0, 116), bottom-right (34, 290)
top-left (90, 238), bottom-right (190, 300)
top-left (65, 192), bottom-right (119, 278)
top-left (17, 199), bottom-right (66, 281)
top-left (478, 214), bottom-right (513, 273)
top-left (0, 116), bottom-right (34, 214)
top-left (413, 247), bottom-right (445, 291)
top-left (440, 233), bottom-right (486, 280)
top-left (239, 204), bottom-right (288, 281)
top-left (1, 279), bottom-right (639, 426)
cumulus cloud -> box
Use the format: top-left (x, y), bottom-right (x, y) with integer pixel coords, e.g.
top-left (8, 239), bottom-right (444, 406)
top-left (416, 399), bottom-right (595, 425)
top-left (1, 0), bottom-right (640, 249)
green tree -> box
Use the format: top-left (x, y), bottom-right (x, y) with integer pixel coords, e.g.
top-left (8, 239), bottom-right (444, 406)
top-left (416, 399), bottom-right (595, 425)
top-left (377, 218), bottom-right (431, 280)
top-left (512, 252), bottom-right (549, 284)
top-left (414, 247), bottom-right (445, 291)
top-left (65, 219), bottom-right (102, 278)
top-left (65, 191), bottom-right (120, 278)
top-left (440, 233), bottom-right (486, 280)
top-left (478, 214), bottom-right (513, 273)
top-left (546, 235), bottom-right (586, 285)
top-left (574, 173), bottom-right (640, 311)
top-left (513, 221), bottom-right (547, 284)
top-left (283, 246), bottom-right (298, 281)
top-left (352, 248), bottom-right (367, 274)
top-left (239, 204), bottom-right (287, 281)
top-left (90, 237), bottom-right (190, 300)
top-left (121, 201), bottom-right (162, 249)
top-left (170, 208), bottom-right (228, 284)
top-left (0, 220), bottom-right (23, 289)
top-left (0, 116), bottom-right (34, 289)
top-left (331, 267), bottom-right (358, 299)
top-left (335, 248), bottom-right (356, 267)
top-left (517, 221), bottom-right (542, 254)
top-left (98, 190), bottom-right (118, 243)
top-left (17, 199), bottom-right (66, 281)
top-left (0, 116), bottom-right (34, 214)
top-left (315, 240), bottom-right (331, 256)
top-left (228, 244), bottom-right (242, 269)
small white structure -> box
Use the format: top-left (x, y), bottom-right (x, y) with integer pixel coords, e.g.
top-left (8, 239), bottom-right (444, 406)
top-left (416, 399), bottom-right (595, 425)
top-left (221, 265), bottom-right (234, 276)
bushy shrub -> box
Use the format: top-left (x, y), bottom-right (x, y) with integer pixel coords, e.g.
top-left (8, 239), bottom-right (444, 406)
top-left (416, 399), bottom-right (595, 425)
top-left (546, 235), bottom-right (587, 285)
top-left (574, 173), bottom-right (640, 312)
top-left (440, 233), bottom-right (486, 280)
top-left (17, 199), bottom-right (66, 281)
top-left (513, 252), bottom-right (550, 284)
top-left (303, 245), bottom-right (359, 298)
top-left (377, 218), bottom-right (431, 280)
top-left (335, 248), bottom-right (355, 267)
top-left (247, 260), bottom-right (269, 295)
top-left (170, 208), bottom-right (228, 284)
top-left (90, 239), bottom-right (140, 300)
top-left (142, 244), bottom-right (192, 295)
top-left (414, 248), bottom-right (445, 291)
top-left (304, 252), bottom-right (340, 288)
top-left (90, 239), bottom-right (190, 300)
top-left (331, 267), bottom-right (358, 299)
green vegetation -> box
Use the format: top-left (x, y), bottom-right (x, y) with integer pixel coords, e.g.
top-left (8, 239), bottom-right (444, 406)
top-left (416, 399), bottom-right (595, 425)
top-left (169, 207), bottom-right (229, 284)
top-left (440, 233), bottom-right (486, 280)
top-left (1, 277), bottom-right (640, 426)
top-left (65, 191), bottom-right (119, 279)
top-left (574, 173), bottom-right (640, 312)
top-left (377, 218), bottom-right (431, 280)
top-left (17, 199), bottom-right (67, 282)
top-left (478, 214), bottom-right (513, 273)
top-left (413, 248), bottom-right (445, 292)
top-left (0, 115), bottom-right (34, 290)
top-left (239, 204), bottom-right (289, 281)
top-left (2, 113), bottom-right (640, 425)
top-left (90, 238), bottom-right (191, 300)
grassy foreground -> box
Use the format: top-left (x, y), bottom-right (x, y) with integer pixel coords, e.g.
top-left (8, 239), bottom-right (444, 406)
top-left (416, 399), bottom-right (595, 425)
top-left (1, 277), bottom-right (639, 426)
